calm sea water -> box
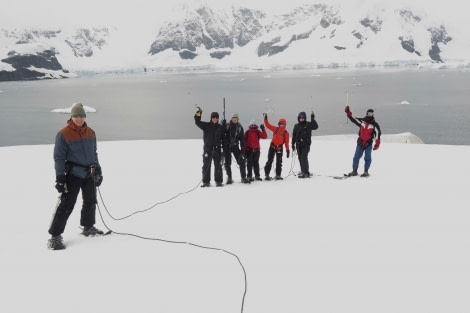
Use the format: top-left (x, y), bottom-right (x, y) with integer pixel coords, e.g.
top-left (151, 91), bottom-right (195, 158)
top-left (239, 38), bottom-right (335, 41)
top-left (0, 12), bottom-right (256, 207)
top-left (1, 68), bottom-right (470, 147)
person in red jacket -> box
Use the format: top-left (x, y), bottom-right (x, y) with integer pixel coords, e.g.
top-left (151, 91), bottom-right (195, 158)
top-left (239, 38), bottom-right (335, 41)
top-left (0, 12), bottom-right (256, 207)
top-left (345, 106), bottom-right (381, 177)
top-left (263, 113), bottom-right (290, 180)
top-left (244, 120), bottom-right (268, 181)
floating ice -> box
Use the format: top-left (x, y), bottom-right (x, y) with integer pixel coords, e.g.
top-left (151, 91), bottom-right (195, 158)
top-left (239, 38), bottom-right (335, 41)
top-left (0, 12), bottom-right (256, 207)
top-left (51, 105), bottom-right (97, 114)
top-left (400, 101), bottom-right (410, 104)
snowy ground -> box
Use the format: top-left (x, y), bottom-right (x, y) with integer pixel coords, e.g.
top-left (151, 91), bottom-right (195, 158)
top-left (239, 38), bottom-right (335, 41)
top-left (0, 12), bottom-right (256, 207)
top-left (1, 134), bottom-right (469, 313)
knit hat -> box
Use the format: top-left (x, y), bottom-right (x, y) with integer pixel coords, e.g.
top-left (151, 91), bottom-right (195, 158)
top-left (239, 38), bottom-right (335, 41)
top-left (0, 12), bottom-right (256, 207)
top-left (366, 109), bottom-right (374, 117)
top-left (232, 113), bottom-right (239, 119)
top-left (211, 112), bottom-right (219, 119)
top-left (71, 103), bottom-right (86, 117)
top-left (250, 119), bottom-right (256, 126)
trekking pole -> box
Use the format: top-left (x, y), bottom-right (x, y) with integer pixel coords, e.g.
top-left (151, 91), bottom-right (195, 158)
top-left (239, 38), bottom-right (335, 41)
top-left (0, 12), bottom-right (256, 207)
top-left (223, 97), bottom-right (226, 121)
top-left (345, 91), bottom-right (349, 124)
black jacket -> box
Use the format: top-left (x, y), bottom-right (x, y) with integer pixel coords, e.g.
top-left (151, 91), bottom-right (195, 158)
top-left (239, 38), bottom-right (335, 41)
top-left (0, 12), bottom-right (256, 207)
top-left (195, 115), bottom-right (225, 152)
top-left (292, 113), bottom-right (319, 148)
top-left (223, 121), bottom-right (244, 150)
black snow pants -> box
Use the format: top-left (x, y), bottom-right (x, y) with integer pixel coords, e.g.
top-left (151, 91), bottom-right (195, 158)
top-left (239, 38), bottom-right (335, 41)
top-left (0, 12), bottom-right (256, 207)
top-left (264, 146), bottom-right (283, 177)
top-left (49, 174), bottom-right (97, 236)
top-left (202, 148), bottom-right (223, 184)
top-left (224, 146), bottom-right (247, 179)
top-left (297, 144), bottom-right (311, 175)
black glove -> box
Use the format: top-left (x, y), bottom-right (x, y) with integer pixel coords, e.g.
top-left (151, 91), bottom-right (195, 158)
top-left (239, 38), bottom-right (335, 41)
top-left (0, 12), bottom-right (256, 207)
top-left (286, 150), bottom-right (290, 158)
top-left (292, 144), bottom-right (295, 152)
top-left (311, 111), bottom-right (315, 119)
top-left (94, 167), bottom-right (103, 187)
top-left (263, 113), bottom-right (267, 120)
top-left (260, 124), bottom-right (265, 131)
top-left (55, 175), bottom-right (66, 193)
top-left (222, 119), bottom-right (227, 126)
top-left (195, 107), bottom-right (202, 117)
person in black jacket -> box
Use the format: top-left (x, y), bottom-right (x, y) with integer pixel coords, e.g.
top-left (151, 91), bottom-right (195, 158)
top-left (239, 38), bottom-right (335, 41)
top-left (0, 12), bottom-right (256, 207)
top-left (291, 111), bottom-right (319, 178)
top-left (223, 113), bottom-right (249, 184)
top-left (195, 107), bottom-right (225, 187)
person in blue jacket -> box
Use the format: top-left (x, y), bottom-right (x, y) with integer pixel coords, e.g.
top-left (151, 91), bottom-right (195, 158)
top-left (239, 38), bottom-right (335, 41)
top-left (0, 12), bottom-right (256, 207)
top-left (48, 103), bottom-right (104, 250)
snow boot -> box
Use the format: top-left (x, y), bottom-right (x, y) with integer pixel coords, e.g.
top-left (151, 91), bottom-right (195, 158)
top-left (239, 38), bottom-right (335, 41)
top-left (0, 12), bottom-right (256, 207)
top-left (201, 182), bottom-right (211, 187)
top-left (265, 176), bottom-right (272, 181)
top-left (226, 176), bottom-right (233, 185)
top-left (82, 226), bottom-right (104, 237)
top-left (241, 177), bottom-right (250, 184)
top-left (274, 176), bottom-right (283, 180)
top-left (347, 170), bottom-right (358, 177)
top-left (216, 182), bottom-right (224, 187)
top-left (48, 235), bottom-right (66, 250)
top-left (361, 170), bottom-right (370, 177)
top-left (255, 176), bottom-right (262, 181)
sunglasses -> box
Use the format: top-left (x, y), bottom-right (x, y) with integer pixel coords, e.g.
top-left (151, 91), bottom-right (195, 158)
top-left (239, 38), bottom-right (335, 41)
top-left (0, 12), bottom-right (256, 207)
top-left (367, 112), bottom-right (374, 117)
top-left (72, 114), bottom-right (86, 118)
top-left (211, 116), bottom-right (219, 119)
top-left (278, 122), bottom-right (285, 126)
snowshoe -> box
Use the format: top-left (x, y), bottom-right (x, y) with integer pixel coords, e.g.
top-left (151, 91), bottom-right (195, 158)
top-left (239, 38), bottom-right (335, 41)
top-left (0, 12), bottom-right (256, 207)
top-left (82, 226), bottom-right (104, 237)
top-left (48, 235), bottom-right (66, 250)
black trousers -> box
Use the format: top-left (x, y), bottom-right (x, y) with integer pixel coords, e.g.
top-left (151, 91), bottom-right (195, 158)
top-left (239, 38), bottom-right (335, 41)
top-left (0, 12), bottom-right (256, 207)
top-left (297, 145), bottom-right (311, 174)
top-left (246, 149), bottom-right (261, 178)
top-left (202, 149), bottom-right (223, 184)
top-left (265, 146), bottom-right (283, 177)
top-left (224, 146), bottom-right (247, 179)
top-left (49, 174), bottom-right (96, 236)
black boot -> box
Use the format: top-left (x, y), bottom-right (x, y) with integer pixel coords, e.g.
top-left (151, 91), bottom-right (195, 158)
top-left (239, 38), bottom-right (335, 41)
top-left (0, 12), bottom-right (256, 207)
top-left (348, 170), bottom-right (358, 177)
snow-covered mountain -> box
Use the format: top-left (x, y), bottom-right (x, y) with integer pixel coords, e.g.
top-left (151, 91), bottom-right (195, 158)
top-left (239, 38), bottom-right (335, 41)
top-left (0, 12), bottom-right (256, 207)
top-left (0, 2), bottom-right (468, 81)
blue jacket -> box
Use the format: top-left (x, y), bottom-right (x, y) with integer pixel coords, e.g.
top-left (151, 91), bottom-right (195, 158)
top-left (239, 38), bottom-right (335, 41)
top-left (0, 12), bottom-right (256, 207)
top-left (54, 120), bottom-right (100, 179)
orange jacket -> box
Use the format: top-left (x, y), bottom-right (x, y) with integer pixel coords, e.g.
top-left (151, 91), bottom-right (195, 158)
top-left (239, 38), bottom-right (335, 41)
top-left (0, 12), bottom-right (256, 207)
top-left (265, 118), bottom-right (290, 150)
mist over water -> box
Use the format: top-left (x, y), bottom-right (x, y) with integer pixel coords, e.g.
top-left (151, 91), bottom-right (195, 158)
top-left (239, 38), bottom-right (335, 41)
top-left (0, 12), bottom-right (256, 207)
top-left (1, 69), bottom-right (469, 147)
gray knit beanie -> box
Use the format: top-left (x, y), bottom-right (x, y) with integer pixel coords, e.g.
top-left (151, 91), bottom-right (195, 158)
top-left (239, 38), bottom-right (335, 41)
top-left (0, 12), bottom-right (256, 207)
top-left (71, 103), bottom-right (86, 117)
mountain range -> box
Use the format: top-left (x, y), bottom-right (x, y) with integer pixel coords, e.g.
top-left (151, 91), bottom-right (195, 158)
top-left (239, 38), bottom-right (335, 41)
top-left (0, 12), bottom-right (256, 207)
top-left (0, 2), bottom-right (468, 81)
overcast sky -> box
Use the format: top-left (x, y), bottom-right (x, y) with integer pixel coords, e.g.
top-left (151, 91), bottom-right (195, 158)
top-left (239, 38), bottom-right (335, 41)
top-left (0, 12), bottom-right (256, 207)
top-left (2, 0), bottom-right (465, 29)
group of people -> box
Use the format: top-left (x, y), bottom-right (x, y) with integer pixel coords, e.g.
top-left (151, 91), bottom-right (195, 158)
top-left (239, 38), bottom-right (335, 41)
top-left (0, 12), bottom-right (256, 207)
top-left (194, 106), bottom-right (381, 185)
top-left (46, 102), bottom-right (381, 250)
